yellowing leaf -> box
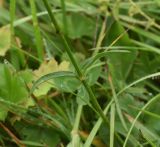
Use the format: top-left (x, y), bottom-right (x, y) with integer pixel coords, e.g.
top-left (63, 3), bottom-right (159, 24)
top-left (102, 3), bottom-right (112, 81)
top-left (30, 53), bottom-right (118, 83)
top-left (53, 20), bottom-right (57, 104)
top-left (0, 0), bottom-right (4, 7)
top-left (58, 61), bottom-right (70, 71)
top-left (33, 58), bottom-right (70, 97)
top-left (0, 26), bottom-right (11, 56)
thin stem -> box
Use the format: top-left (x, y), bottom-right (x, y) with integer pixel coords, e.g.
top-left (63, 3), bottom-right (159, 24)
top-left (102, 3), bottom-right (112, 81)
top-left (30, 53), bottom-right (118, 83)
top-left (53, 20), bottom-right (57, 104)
top-left (29, 0), bottom-right (44, 60)
top-left (73, 105), bottom-right (83, 131)
top-left (61, 35), bottom-right (83, 77)
top-left (60, 0), bottom-right (68, 35)
top-left (42, 0), bottom-right (60, 33)
top-left (110, 103), bottom-right (115, 147)
top-left (93, 14), bottom-right (107, 56)
top-left (42, 0), bottom-right (108, 124)
top-left (84, 100), bottom-right (113, 147)
top-left (108, 73), bottom-right (128, 131)
top-left (82, 80), bottom-right (108, 123)
top-left (10, 0), bottom-right (16, 37)
top-left (70, 105), bottom-right (83, 146)
top-left (10, 0), bottom-right (25, 68)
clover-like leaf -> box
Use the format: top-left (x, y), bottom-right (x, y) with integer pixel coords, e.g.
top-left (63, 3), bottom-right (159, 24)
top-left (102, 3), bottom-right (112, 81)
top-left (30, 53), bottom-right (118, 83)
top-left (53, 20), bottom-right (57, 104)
top-left (0, 64), bottom-right (29, 121)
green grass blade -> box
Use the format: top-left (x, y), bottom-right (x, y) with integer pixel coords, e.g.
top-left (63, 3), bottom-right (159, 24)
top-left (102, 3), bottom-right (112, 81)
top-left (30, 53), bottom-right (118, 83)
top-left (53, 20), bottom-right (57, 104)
top-left (9, 0), bottom-right (16, 36)
top-left (11, 45), bottom-right (42, 63)
top-left (29, 0), bottom-right (44, 60)
top-left (110, 103), bottom-right (115, 147)
top-left (121, 22), bottom-right (160, 44)
top-left (30, 71), bottom-right (79, 94)
top-left (108, 74), bottom-right (128, 131)
top-left (60, 0), bottom-right (68, 35)
top-left (118, 72), bottom-right (160, 95)
top-left (83, 50), bottom-right (129, 70)
top-left (42, 0), bottom-right (110, 125)
top-left (49, 99), bottom-right (69, 121)
top-left (70, 105), bottom-right (83, 146)
top-left (84, 100), bottom-right (112, 147)
top-left (129, 105), bottom-right (160, 119)
top-left (131, 39), bottom-right (160, 55)
top-left (123, 93), bottom-right (160, 147)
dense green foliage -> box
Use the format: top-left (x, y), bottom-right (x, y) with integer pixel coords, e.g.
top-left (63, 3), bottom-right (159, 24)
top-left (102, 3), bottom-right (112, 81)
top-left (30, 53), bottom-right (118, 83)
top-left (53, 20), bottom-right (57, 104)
top-left (0, 0), bottom-right (160, 146)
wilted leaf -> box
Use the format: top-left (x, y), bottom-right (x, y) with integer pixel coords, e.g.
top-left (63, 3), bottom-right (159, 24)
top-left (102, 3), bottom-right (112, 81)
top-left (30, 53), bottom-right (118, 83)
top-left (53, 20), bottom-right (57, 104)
top-left (33, 58), bottom-right (71, 96)
top-left (0, 0), bottom-right (4, 7)
top-left (0, 26), bottom-right (11, 56)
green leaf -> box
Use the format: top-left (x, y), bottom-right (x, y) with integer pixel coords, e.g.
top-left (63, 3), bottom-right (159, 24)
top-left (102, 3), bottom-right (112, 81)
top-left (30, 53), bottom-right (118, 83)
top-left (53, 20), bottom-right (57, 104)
top-left (0, 108), bottom-right (8, 121)
top-left (104, 21), bottom-right (137, 89)
top-left (131, 52), bottom-right (160, 80)
top-left (31, 71), bottom-right (81, 94)
top-left (18, 69), bottom-right (33, 83)
top-left (76, 85), bottom-right (90, 105)
top-left (53, 72), bottom-right (81, 92)
top-left (119, 93), bottom-right (143, 117)
top-left (57, 13), bottom-right (96, 39)
top-left (143, 101), bottom-right (160, 133)
top-left (16, 124), bottom-right (60, 147)
top-left (125, 113), bottom-right (160, 143)
top-left (86, 60), bottom-right (102, 86)
top-left (83, 50), bottom-right (130, 86)
top-left (0, 64), bottom-right (29, 121)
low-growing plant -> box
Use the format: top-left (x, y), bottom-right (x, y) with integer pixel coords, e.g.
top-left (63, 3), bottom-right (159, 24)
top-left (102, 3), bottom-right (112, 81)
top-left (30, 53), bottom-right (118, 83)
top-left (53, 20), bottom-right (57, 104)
top-left (0, 0), bottom-right (160, 147)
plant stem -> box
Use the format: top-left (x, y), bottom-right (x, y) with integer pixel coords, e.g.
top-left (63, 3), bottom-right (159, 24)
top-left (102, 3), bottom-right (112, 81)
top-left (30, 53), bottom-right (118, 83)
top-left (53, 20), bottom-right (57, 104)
top-left (42, 0), bottom-right (108, 124)
top-left (108, 73), bottom-right (128, 131)
top-left (10, 0), bottom-right (25, 69)
top-left (110, 103), bottom-right (115, 147)
top-left (42, 0), bottom-right (60, 33)
top-left (60, 0), bottom-right (68, 35)
top-left (29, 0), bottom-right (44, 60)
top-left (10, 0), bottom-right (16, 37)
top-left (73, 105), bottom-right (83, 131)
top-left (71, 105), bottom-right (83, 146)
top-left (82, 80), bottom-right (108, 123)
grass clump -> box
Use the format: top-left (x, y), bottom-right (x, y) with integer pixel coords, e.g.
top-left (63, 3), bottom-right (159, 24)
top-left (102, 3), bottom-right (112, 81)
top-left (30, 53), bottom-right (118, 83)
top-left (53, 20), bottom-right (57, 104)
top-left (0, 0), bottom-right (160, 147)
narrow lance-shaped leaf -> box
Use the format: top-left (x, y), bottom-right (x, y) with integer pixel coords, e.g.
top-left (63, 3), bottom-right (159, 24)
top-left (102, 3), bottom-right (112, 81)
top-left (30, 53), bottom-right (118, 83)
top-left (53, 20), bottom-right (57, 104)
top-left (31, 71), bottom-right (81, 94)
